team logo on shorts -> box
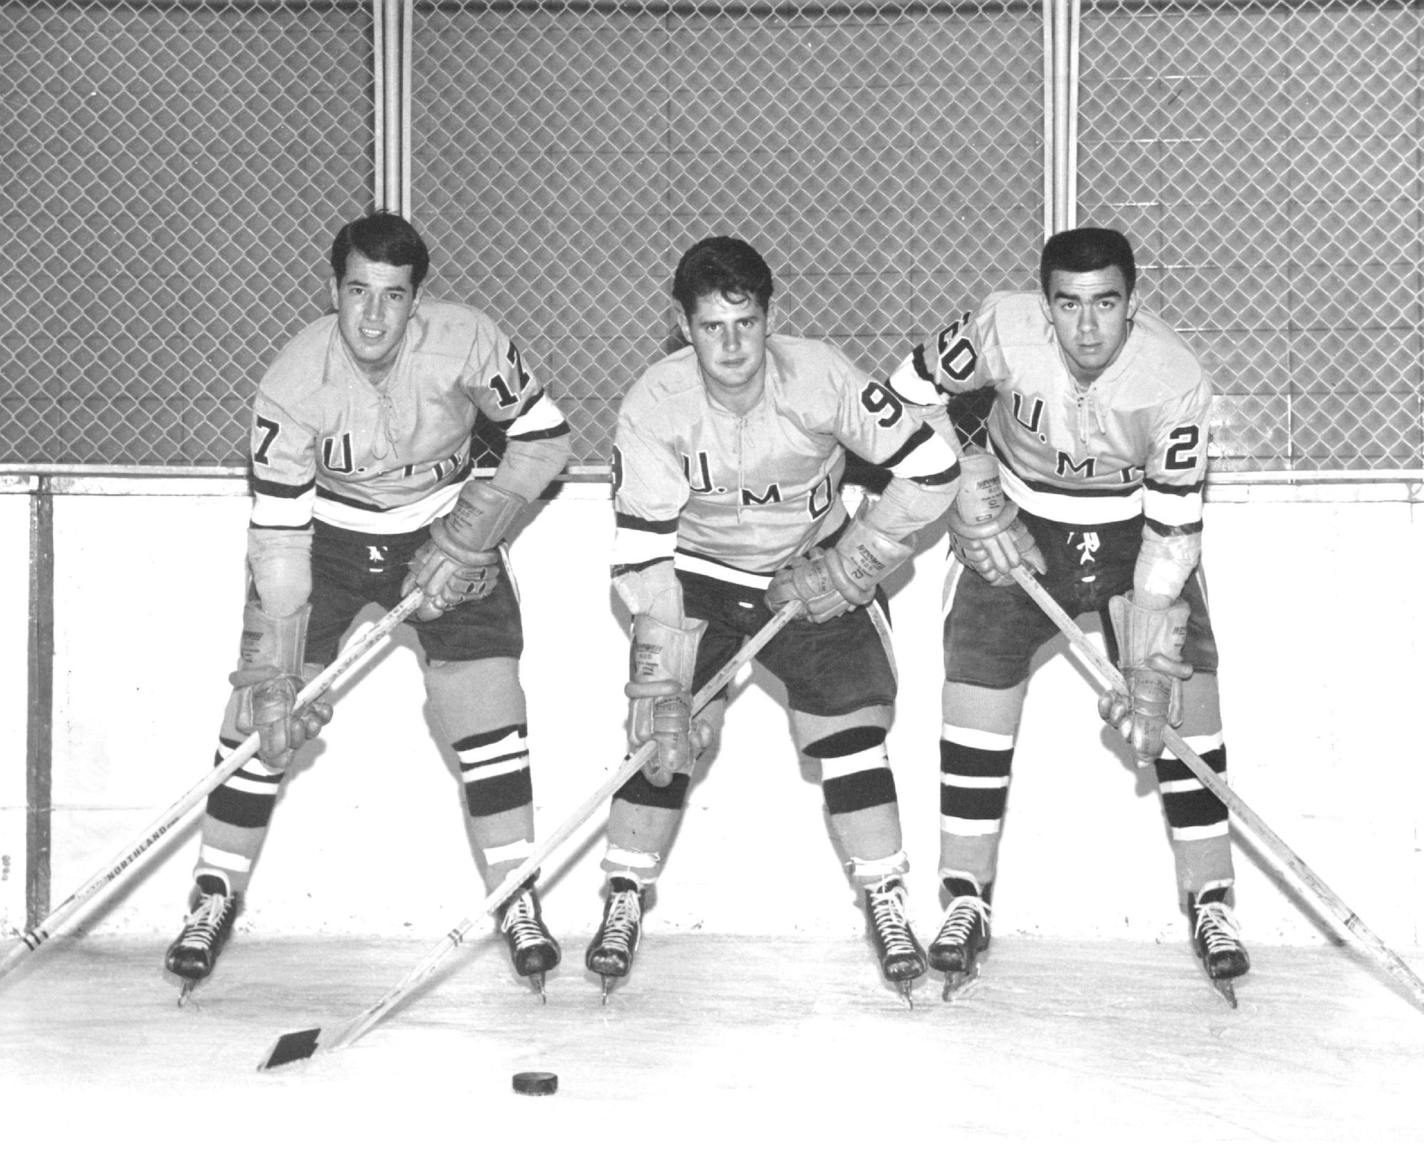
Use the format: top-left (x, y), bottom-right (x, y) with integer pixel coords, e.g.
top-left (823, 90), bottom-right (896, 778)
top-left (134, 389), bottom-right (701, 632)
top-left (1071, 531), bottom-right (1100, 566)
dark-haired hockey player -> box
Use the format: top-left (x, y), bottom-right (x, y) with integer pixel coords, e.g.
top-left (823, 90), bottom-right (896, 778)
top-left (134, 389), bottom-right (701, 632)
top-left (886, 226), bottom-right (1249, 1003)
top-left (588, 235), bottom-right (961, 1003)
top-left (164, 212), bottom-right (571, 1001)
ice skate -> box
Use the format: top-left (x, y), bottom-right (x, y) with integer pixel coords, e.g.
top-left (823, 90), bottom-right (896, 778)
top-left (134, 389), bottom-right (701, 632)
top-left (928, 875), bottom-right (992, 1001)
top-left (164, 875), bottom-right (241, 1005)
top-left (863, 878), bottom-right (926, 1006)
top-left (498, 880), bottom-right (561, 1002)
top-left (585, 877), bottom-right (644, 1004)
top-left (1191, 882), bottom-right (1249, 1007)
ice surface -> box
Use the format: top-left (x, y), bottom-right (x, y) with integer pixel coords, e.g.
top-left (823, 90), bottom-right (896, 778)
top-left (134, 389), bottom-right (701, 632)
top-left (2, 933), bottom-right (1421, 1145)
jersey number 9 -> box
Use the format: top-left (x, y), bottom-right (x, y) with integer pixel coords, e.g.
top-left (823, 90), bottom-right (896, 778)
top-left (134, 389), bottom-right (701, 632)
top-left (860, 379), bottom-right (904, 428)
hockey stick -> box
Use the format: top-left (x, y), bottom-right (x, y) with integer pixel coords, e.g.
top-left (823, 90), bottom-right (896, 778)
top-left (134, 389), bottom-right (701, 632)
top-left (0, 588), bottom-right (427, 982)
top-left (1011, 565), bottom-right (1424, 1013)
top-left (258, 599), bottom-right (804, 1070)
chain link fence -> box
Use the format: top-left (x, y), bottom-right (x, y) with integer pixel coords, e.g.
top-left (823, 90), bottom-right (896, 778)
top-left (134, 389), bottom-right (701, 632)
top-left (2, 0), bottom-right (375, 467)
top-left (2, 0), bottom-right (1420, 471)
top-left (411, 1), bottom-right (1044, 465)
top-left (1077, 0), bottom-right (1423, 471)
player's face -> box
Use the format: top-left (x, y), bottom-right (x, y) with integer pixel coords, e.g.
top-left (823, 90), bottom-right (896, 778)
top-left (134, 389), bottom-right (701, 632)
top-left (679, 290), bottom-right (771, 411)
top-left (1046, 266), bottom-right (1134, 385)
top-left (330, 253), bottom-right (420, 380)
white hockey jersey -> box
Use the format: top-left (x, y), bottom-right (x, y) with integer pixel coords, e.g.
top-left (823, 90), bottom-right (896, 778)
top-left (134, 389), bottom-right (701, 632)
top-left (613, 334), bottom-right (958, 583)
top-left (247, 300), bottom-right (569, 536)
top-left (887, 291), bottom-right (1210, 536)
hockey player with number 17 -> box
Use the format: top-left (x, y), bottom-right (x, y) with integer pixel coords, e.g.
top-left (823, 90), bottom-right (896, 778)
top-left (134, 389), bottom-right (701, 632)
top-left (164, 212), bottom-right (572, 1001)
top-left (587, 236), bottom-right (961, 1004)
top-left (885, 227), bottom-right (1249, 1002)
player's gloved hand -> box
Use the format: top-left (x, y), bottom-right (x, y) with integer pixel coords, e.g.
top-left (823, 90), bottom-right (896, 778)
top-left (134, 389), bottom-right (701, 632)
top-left (765, 551), bottom-right (847, 624)
top-left (947, 452), bottom-right (1046, 587)
top-left (1098, 594), bottom-right (1193, 769)
top-left (402, 481), bottom-right (527, 620)
top-left (233, 672), bottom-right (332, 768)
top-left (625, 614), bottom-right (708, 787)
top-left (626, 683), bottom-right (718, 787)
top-left (229, 603), bottom-right (332, 770)
top-left (764, 515), bottom-right (913, 624)
top-left (405, 540), bottom-right (501, 619)
top-left (947, 505), bottom-right (1045, 586)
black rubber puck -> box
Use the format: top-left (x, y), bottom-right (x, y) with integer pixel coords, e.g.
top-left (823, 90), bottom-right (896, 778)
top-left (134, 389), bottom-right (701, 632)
top-left (512, 1071), bottom-right (558, 1096)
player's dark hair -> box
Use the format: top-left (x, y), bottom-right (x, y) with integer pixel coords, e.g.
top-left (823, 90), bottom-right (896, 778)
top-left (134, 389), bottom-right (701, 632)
top-left (672, 236), bottom-right (774, 317)
top-left (1040, 227), bottom-right (1136, 297)
top-left (330, 211), bottom-right (431, 291)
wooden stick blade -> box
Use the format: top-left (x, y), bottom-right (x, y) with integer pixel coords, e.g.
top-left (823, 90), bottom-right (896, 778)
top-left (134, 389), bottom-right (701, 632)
top-left (251, 602), bottom-right (801, 1069)
top-left (258, 1027), bottom-right (323, 1071)
top-left (1010, 565), bottom-right (1424, 1014)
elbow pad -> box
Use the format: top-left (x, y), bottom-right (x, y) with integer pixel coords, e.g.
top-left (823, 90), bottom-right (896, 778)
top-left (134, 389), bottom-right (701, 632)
top-left (247, 527), bottom-right (312, 618)
top-left (1134, 529), bottom-right (1201, 607)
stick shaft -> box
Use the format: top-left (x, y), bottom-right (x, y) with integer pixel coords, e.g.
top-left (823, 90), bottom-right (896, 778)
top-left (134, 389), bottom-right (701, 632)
top-left (318, 601), bottom-right (802, 1055)
top-left (0, 589), bottom-right (424, 978)
top-left (1011, 566), bottom-right (1424, 1011)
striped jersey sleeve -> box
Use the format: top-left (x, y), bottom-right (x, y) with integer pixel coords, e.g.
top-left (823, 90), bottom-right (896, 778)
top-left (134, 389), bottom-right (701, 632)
top-left (610, 410), bottom-right (688, 576)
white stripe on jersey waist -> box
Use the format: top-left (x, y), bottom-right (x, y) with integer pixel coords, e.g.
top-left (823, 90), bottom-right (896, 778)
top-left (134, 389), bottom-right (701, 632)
top-left (1001, 466), bottom-right (1144, 526)
top-left (313, 480), bottom-right (462, 535)
top-left (674, 550), bottom-right (775, 590)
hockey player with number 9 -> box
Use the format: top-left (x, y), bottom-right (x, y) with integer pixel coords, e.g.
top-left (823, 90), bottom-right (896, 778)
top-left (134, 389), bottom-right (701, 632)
top-left (587, 236), bottom-right (961, 1003)
top-left (885, 227), bottom-right (1249, 1000)
top-left (164, 212), bottom-right (572, 1000)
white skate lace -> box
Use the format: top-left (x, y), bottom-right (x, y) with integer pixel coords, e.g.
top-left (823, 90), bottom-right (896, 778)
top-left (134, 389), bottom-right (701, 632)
top-left (501, 890), bottom-right (551, 953)
top-left (868, 883), bottom-right (917, 955)
top-left (1194, 900), bottom-right (1243, 956)
top-left (933, 894), bottom-right (990, 949)
top-left (177, 892), bottom-right (232, 952)
top-left (596, 888), bottom-right (642, 955)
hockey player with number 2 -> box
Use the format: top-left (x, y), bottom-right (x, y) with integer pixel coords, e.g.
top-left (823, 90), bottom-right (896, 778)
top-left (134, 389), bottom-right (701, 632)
top-left (164, 212), bottom-right (572, 1001)
top-left (885, 227), bottom-right (1250, 1003)
top-left (587, 236), bottom-right (961, 1004)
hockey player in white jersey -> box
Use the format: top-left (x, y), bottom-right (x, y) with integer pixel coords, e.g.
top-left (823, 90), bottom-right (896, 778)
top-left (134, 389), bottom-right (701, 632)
top-left (164, 212), bottom-right (572, 1000)
top-left (886, 227), bottom-right (1249, 1001)
top-left (589, 236), bottom-right (961, 1003)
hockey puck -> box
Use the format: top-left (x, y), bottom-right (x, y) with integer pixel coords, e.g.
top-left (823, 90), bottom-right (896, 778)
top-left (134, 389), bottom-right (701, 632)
top-left (512, 1071), bottom-right (558, 1096)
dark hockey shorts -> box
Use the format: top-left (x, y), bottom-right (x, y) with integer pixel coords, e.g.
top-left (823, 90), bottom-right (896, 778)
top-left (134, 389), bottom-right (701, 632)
top-left (943, 510), bottom-right (1218, 690)
top-left (679, 569), bottom-right (897, 716)
top-left (305, 519), bottom-right (524, 665)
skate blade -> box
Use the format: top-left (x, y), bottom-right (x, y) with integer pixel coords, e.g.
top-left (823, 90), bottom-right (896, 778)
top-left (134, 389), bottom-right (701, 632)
top-left (527, 972), bottom-right (548, 1004)
top-left (941, 965), bottom-right (981, 1002)
top-left (598, 974), bottom-right (623, 1005)
top-left (1210, 977), bottom-right (1238, 1008)
top-left (176, 978), bottom-right (199, 1008)
top-left (896, 980), bottom-right (917, 1009)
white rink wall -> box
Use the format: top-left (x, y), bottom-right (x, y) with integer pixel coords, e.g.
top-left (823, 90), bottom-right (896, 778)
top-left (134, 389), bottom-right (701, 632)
top-left (2, 478), bottom-right (1421, 952)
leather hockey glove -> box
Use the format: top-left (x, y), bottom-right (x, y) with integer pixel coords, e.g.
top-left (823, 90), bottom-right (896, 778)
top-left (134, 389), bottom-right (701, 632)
top-left (403, 481), bottom-right (526, 620)
top-left (229, 602), bottom-right (332, 770)
top-left (1098, 594), bottom-right (1194, 769)
top-left (947, 452), bottom-right (1046, 587)
top-left (625, 613), bottom-right (709, 787)
top-left (765, 515), bottom-right (914, 624)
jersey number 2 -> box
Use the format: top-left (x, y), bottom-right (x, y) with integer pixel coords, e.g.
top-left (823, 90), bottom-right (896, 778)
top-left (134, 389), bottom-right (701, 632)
top-left (1164, 425), bottom-right (1201, 471)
